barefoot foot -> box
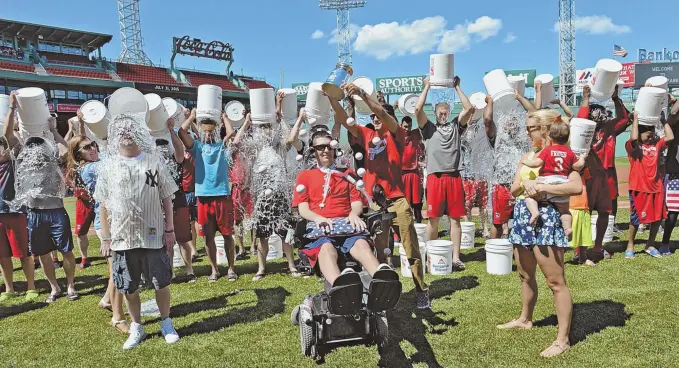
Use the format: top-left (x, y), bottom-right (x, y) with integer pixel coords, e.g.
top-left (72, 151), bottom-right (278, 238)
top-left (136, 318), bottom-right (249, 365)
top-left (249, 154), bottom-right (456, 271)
top-left (497, 319), bottom-right (533, 330)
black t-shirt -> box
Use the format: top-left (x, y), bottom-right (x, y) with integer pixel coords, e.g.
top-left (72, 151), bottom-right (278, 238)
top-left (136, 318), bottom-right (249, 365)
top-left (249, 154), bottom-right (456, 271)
top-left (666, 124), bottom-right (679, 174)
top-left (169, 157), bottom-right (187, 209)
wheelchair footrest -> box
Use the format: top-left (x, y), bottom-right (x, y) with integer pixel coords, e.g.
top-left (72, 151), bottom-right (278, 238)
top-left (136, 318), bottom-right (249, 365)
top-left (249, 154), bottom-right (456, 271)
top-left (367, 269), bottom-right (402, 311)
top-left (327, 272), bottom-right (364, 315)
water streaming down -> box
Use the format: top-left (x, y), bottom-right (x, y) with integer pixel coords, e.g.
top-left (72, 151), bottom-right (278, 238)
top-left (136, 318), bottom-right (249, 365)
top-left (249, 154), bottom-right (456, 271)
top-left (13, 138), bottom-right (65, 210)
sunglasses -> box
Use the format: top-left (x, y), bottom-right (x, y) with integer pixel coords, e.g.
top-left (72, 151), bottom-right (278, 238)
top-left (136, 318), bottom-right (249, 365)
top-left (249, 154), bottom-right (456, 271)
top-left (76, 141), bottom-right (98, 154)
top-left (313, 144), bottom-right (332, 152)
top-left (526, 126), bottom-right (540, 133)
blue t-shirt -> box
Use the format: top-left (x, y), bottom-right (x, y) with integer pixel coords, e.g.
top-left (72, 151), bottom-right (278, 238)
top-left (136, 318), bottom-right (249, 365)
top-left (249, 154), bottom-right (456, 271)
top-left (81, 162), bottom-right (101, 230)
top-left (189, 140), bottom-right (231, 197)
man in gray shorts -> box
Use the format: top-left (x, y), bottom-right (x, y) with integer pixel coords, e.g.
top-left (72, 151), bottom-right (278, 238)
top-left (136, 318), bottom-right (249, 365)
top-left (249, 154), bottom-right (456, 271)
top-left (96, 114), bottom-right (180, 350)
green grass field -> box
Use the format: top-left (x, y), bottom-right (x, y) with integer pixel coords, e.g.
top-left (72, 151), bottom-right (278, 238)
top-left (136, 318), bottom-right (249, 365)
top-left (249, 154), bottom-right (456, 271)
top-left (0, 199), bottom-right (677, 367)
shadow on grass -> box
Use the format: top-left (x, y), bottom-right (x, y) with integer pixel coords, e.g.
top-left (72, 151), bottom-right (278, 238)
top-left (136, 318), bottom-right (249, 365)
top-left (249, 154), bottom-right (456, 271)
top-left (174, 287), bottom-right (290, 337)
top-left (377, 276), bottom-right (480, 368)
top-left (460, 248), bottom-right (485, 263)
top-left (189, 261), bottom-right (292, 280)
top-left (0, 301), bottom-right (48, 319)
top-left (534, 300), bottom-right (632, 345)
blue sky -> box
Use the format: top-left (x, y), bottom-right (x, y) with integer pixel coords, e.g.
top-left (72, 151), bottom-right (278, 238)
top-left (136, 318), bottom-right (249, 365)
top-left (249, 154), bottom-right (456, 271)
top-left (3, 0), bottom-right (676, 94)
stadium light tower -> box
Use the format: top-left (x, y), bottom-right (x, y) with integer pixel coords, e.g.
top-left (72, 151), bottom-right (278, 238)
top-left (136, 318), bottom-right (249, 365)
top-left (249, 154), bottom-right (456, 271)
top-left (319, 0), bottom-right (367, 66)
top-left (558, 0), bottom-right (576, 106)
top-left (117, 0), bottom-right (153, 65)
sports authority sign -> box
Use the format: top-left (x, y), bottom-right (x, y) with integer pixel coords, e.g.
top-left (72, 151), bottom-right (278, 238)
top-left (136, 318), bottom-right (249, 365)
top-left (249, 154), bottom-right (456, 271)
top-left (376, 76), bottom-right (426, 94)
top-left (634, 62), bottom-right (679, 88)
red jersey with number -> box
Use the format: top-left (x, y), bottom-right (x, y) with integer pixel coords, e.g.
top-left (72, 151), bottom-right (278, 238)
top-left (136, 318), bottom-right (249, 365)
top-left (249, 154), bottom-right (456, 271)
top-left (626, 138), bottom-right (667, 193)
top-left (401, 130), bottom-right (423, 171)
top-left (355, 125), bottom-right (406, 199)
top-left (537, 144), bottom-right (577, 177)
top-left (292, 167), bottom-right (362, 218)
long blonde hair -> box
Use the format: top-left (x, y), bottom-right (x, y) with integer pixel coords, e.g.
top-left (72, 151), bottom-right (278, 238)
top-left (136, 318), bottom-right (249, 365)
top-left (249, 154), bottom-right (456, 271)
top-left (527, 109), bottom-right (570, 143)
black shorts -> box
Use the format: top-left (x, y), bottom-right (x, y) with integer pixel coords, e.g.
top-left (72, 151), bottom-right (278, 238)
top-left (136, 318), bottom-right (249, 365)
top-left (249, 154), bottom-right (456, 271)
top-left (255, 196), bottom-right (290, 238)
top-left (111, 248), bottom-right (172, 294)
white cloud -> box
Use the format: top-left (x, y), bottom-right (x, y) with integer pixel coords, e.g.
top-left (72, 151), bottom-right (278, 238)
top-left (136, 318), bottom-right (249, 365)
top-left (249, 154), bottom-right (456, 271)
top-left (353, 15), bottom-right (501, 60)
top-left (438, 25), bottom-right (471, 53)
top-left (328, 24), bottom-right (360, 44)
top-left (311, 30), bottom-right (325, 39)
top-left (503, 32), bottom-right (517, 43)
top-left (467, 16), bottom-right (502, 40)
top-left (553, 15), bottom-right (631, 35)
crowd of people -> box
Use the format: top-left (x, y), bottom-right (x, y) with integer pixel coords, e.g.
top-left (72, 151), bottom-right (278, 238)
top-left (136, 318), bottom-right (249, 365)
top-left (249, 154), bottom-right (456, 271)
top-left (0, 74), bottom-right (677, 357)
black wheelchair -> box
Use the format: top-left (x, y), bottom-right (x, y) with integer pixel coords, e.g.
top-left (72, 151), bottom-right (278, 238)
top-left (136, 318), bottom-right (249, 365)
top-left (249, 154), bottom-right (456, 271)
top-left (290, 184), bottom-right (402, 359)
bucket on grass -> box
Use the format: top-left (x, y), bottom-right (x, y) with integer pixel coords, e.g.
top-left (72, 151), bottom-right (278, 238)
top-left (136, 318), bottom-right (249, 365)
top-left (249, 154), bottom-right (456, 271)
top-left (485, 239), bottom-right (513, 275)
top-left (15, 87), bottom-right (52, 126)
top-left (162, 98), bottom-right (185, 127)
top-left (304, 82), bottom-right (331, 127)
top-left (635, 87), bottom-right (666, 126)
top-left (399, 241), bottom-right (428, 277)
top-left (279, 88), bottom-right (298, 125)
top-left (429, 54), bottom-right (455, 89)
top-left (461, 222), bottom-right (475, 249)
top-left (483, 69), bottom-right (515, 108)
top-left (569, 118), bottom-right (597, 155)
top-left (144, 94), bottom-right (170, 132)
top-left (267, 235), bottom-right (282, 260)
top-left (224, 100), bottom-right (246, 127)
top-left (351, 77), bottom-right (375, 115)
top-left (249, 88), bottom-right (276, 125)
top-left (469, 92), bottom-right (487, 121)
top-left (196, 84), bottom-right (223, 122)
top-left (427, 240), bottom-right (452, 275)
top-left (215, 236), bottom-right (229, 265)
top-left (535, 74), bottom-right (555, 107)
top-left (107, 87), bottom-right (149, 122)
top-left (507, 76), bottom-right (526, 97)
top-left (589, 59), bottom-right (623, 101)
top-left (173, 244), bottom-right (184, 268)
top-left (322, 63), bottom-right (353, 101)
top-left (79, 100), bottom-right (110, 140)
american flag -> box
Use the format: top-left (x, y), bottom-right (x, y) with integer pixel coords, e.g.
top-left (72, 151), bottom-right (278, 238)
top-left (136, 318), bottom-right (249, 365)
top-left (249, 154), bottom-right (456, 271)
top-left (667, 178), bottom-right (679, 213)
top-left (613, 44), bottom-right (628, 58)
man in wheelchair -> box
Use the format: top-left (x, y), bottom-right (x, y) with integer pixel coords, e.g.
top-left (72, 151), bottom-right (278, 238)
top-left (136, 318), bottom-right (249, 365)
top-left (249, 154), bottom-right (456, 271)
top-left (291, 129), bottom-right (401, 356)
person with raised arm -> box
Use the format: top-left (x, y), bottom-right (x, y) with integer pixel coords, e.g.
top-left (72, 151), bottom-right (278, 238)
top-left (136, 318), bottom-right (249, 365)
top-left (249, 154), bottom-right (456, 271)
top-left (414, 76), bottom-right (475, 271)
top-left (328, 82), bottom-right (429, 309)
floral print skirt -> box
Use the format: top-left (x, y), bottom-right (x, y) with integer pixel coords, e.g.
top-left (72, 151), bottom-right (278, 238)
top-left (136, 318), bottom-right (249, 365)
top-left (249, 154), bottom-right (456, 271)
top-left (509, 199), bottom-right (569, 248)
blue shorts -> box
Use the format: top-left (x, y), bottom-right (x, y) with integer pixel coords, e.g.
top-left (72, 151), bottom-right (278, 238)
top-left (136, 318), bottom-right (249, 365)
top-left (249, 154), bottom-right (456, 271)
top-left (27, 208), bottom-right (74, 256)
top-left (629, 190), bottom-right (640, 227)
top-left (305, 235), bottom-right (369, 254)
top-left (185, 192), bottom-right (197, 222)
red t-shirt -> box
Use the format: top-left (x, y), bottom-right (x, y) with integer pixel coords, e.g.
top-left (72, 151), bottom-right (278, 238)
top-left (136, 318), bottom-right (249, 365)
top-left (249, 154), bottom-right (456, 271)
top-left (626, 138), bottom-right (667, 193)
top-left (181, 150), bottom-right (195, 193)
top-left (292, 167), bottom-right (362, 218)
top-left (401, 130), bottom-right (423, 171)
top-left (577, 105), bottom-right (630, 169)
top-left (355, 125), bottom-right (406, 199)
top-left (537, 144), bottom-right (577, 177)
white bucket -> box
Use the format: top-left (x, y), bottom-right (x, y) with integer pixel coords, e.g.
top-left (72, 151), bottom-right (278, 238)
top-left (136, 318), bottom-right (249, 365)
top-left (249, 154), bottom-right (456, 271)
top-left (15, 87), bottom-right (51, 126)
top-left (162, 98), bottom-right (185, 127)
top-left (79, 100), bottom-right (110, 140)
top-left (604, 215), bottom-right (615, 243)
top-left (399, 241), bottom-right (428, 277)
top-left (144, 94), bottom-right (170, 132)
top-left (351, 77), bottom-right (375, 115)
top-left (267, 234), bottom-right (283, 260)
top-left (224, 100), bottom-right (246, 127)
top-left (646, 76), bottom-right (669, 108)
top-left (461, 222), bottom-right (475, 249)
top-left (590, 214), bottom-right (598, 242)
top-left (279, 88), bottom-right (298, 125)
top-left (0, 94), bottom-right (9, 124)
top-left (588, 59), bottom-right (623, 101)
top-left (107, 87), bottom-right (149, 122)
top-left (397, 93), bottom-right (418, 117)
top-left (569, 118), bottom-right (597, 155)
top-left (507, 75), bottom-right (526, 97)
top-left (429, 54), bottom-right (455, 89)
top-left (483, 69), bottom-right (514, 106)
top-left (414, 223), bottom-right (428, 243)
top-left (249, 88), bottom-right (276, 125)
top-left (635, 87), bottom-right (666, 126)
top-left (485, 239), bottom-right (513, 275)
top-left (304, 82), bottom-right (331, 127)
top-left (427, 240), bottom-right (452, 275)
top-left (214, 236), bottom-right (229, 265)
top-left (196, 84), bottom-right (223, 122)
top-left (173, 244), bottom-right (184, 268)
top-left (469, 92), bottom-right (487, 121)
top-left (535, 74), bottom-right (555, 107)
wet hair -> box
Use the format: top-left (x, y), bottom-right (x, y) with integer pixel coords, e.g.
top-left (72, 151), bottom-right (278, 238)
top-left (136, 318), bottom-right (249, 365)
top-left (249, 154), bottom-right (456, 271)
top-left (200, 118), bottom-right (218, 126)
top-left (588, 104), bottom-right (608, 123)
top-left (402, 116), bottom-right (413, 124)
top-left (639, 124), bottom-right (654, 135)
top-left (435, 102), bottom-right (451, 112)
top-left (548, 121), bottom-right (570, 145)
top-left (311, 130), bottom-right (332, 146)
top-left (155, 138), bottom-right (170, 146)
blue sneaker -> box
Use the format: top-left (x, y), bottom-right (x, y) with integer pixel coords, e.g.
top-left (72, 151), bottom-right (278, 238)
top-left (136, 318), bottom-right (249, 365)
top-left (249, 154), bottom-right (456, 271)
top-left (624, 250), bottom-right (635, 259)
top-left (659, 244), bottom-right (671, 256)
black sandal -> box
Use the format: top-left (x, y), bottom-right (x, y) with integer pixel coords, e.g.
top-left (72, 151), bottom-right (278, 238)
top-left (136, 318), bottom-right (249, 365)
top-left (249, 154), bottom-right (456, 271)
top-left (66, 292), bottom-right (80, 301)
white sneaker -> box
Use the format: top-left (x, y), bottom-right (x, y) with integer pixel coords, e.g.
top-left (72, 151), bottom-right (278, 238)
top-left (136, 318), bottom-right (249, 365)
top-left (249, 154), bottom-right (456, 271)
top-left (160, 317), bottom-right (180, 344)
top-left (123, 322), bottom-right (146, 350)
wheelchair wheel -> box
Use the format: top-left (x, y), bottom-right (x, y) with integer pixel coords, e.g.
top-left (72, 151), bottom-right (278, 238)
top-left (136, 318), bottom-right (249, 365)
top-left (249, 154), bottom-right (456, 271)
top-left (374, 313), bottom-right (389, 349)
top-left (299, 308), bottom-right (316, 357)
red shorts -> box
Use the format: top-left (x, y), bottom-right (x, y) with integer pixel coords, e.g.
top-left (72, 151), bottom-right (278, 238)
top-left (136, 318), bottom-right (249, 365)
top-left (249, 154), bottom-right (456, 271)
top-left (463, 179), bottom-right (489, 208)
top-left (402, 171), bottom-right (423, 205)
top-left (0, 213), bottom-right (29, 259)
top-left (232, 185), bottom-right (253, 223)
top-left (426, 173), bottom-right (465, 218)
top-left (173, 207), bottom-right (193, 243)
top-left (75, 198), bottom-right (95, 236)
top-left (197, 196), bottom-right (234, 236)
top-left (492, 184), bottom-right (515, 225)
top-left (606, 167), bottom-right (619, 200)
top-left (630, 190), bottom-right (666, 225)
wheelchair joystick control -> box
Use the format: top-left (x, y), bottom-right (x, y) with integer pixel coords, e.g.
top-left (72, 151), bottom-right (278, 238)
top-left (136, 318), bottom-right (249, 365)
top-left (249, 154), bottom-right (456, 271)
top-left (296, 184), bottom-right (306, 193)
top-left (354, 152), bottom-right (363, 160)
top-left (357, 168), bottom-right (366, 177)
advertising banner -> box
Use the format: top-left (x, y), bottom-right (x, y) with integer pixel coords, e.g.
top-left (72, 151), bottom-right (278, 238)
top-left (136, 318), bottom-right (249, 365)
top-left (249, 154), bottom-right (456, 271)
top-left (292, 83), bottom-right (310, 101)
top-left (634, 62), bottom-right (679, 88)
top-left (618, 62), bottom-right (636, 88)
top-left (56, 104), bottom-right (81, 113)
top-left (375, 76), bottom-right (426, 94)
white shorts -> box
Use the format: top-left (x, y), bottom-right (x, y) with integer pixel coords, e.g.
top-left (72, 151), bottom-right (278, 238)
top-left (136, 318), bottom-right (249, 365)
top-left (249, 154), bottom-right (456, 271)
top-left (537, 175), bottom-right (569, 203)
